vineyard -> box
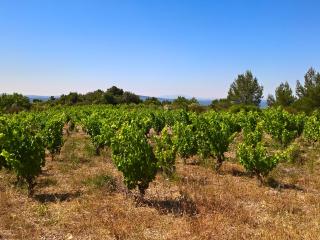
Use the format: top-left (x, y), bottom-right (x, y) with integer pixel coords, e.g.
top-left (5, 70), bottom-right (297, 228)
top-left (1, 105), bottom-right (320, 239)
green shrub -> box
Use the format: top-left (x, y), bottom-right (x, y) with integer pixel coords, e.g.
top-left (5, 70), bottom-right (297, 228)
top-left (111, 123), bottom-right (157, 195)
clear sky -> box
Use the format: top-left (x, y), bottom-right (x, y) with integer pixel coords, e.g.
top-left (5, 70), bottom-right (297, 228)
top-left (0, 0), bottom-right (319, 99)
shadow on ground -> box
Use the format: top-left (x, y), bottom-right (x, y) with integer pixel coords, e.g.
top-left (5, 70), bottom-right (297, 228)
top-left (267, 178), bottom-right (304, 191)
top-left (34, 191), bottom-right (81, 203)
top-left (137, 194), bottom-right (199, 217)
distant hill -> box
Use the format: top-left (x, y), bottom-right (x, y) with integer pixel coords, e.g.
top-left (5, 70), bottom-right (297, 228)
top-left (139, 95), bottom-right (172, 103)
top-left (26, 95), bottom-right (267, 108)
top-left (27, 95), bottom-right (60, 102)
top-left (27, 95), bottom-right (51, 101)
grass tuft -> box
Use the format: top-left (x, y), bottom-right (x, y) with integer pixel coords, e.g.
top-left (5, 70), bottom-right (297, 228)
top-left (82, 173), bottom-right (117, 192)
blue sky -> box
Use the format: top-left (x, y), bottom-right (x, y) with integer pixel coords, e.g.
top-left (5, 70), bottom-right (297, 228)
top-left (0, 0), bottom-right (319, 99)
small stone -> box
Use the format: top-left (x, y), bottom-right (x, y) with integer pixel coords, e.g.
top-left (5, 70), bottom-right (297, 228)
top-left (66, 233), bottom-right (73, 240)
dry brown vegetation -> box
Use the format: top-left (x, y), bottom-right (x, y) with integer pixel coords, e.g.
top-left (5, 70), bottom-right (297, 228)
top-left (1, 131), bottom-right (320, 240)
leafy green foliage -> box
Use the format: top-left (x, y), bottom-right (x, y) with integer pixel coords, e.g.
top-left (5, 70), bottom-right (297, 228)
top-left (294, 67), bottom-right (320, 113)
top-left (227, 70), bottom-right (263, 106)
top-left (2, 102), bottom-right (320, 195)
top-left (51, 86), bottom-right (142, 106)
top-left (267, 82), bottom-right (295, 107)
top-left (193, 116), bottom-right (212, 160)
top-left (172, 96), bottom-right (199, 110)
top-left (0, 93), bottom-right (31, 113)
top-left (228, 104), bottom-right (261, 113)
top-left (263, 107), bottom-right (304, 146)
top-left (237, 122), bottom-right (281, 183)
top-left (0, 117), bottom-right (10, 170)
top-left (172, 122), bottom-right (197, 163)
top-left (111, 123), bottom-right (157, 195)
top-left (205, 113), bottom-right (237, 169)
top-left (0, 118), bottom-right (45, 196)
top-left (153, 126), bottom-right (176, 177)
top-left (242, 121), bottom-right (264, 146)
top-left (210, 98), bottom-right (232, 111)
top-left (144, 97), bottom-right (162, 106)
top-left (236, 110), bottom-right (261, 139)
top-left (304, 110), bottom-right (320, 143)
top-left (237, 142), bottom-right (280, 182)
top-left (82, 113), bottom-right (103, 154)
top-left (280, 143), bottom-right (301, 164)
top-left (43, 116), bottom-right (65, 159)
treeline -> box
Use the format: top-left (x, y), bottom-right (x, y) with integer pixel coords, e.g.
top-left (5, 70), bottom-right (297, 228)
top-left (51, 86), bottom-right (142, 105)
top-left (1, 67), bottom-right (320, 114)
top-left (0, 93), bottom-right (31, 113)
top-left (268, 67), bottom-right (320, 113)
top-left (212, 67), bottom-right (320, 114)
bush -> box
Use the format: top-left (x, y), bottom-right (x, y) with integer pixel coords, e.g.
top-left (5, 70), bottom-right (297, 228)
top-left (229, 104), bottom-right (261, 113)
top-left (237, 142), bottom-right (280, 183)
top-left (304, 110), bottom-right (320, 143)
top-left (153, 126), bottom-right (176, 177)
top-left (1, 118), bottom-right (45, 196)
top-left (237, 121), bottom-right (281, 184)
top-left (111, 123), bottom-right (157, 195)
top-left (172, 122), bottom-right (197, 164)
top-left (263, 107), bottom-right (304, 146)
top-left (43, 117), bottom-right (65, 160)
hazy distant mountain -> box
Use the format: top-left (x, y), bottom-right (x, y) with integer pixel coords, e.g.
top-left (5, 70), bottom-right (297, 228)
top-left (27, 95), bottom-right (50, 101)
top-left (26, 95), bottom-right (59, 102)
top-left (158, 95), bottom-right (213, 106)
top-left (139, 95), bottom-right (173, 103)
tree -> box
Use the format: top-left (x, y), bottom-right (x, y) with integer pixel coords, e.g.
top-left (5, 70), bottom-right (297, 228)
top-left (32, 99), bottom-right (43, 103)
top-left (189, 97), bottom-right (199, 104)
top-left (172, 96), bottom-right (190, 110)
top-left (106, 86), bottom-right (124, 96)
top-left (188, 102), bottom-right (205, 113)
top-left (268, 82), bottom-right (295, 107)
top-left (0, 93), bottom-right (31, 113)
top-left (41, 86), bottom-right (144, 106)
top-left (103, 93), bottom-right (116, 105)
top-left (267, 94), bottom-right (276, 107)
top-left (294, 67), bottom-right (320, 113)
top-left (83, 90), bottom-right (104, 104)
top-left (210, 98), bottom-right (232, 111)
top-left (161, 100), bottom-right (172, 106)
top-left (172, 96), bottom-right (199, 110)
top-left (122, 91), bottom-right (141, 104)
top-left (144, 97), bottom-right (161, 105)
top-left (58, 92), bottom-right (82, 105)
top-left (227, 71), bottom-right (263, 106)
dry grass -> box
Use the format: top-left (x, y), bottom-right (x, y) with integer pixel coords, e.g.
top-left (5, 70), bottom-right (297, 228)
top-left (1, 132), bottom-right (320, 239)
